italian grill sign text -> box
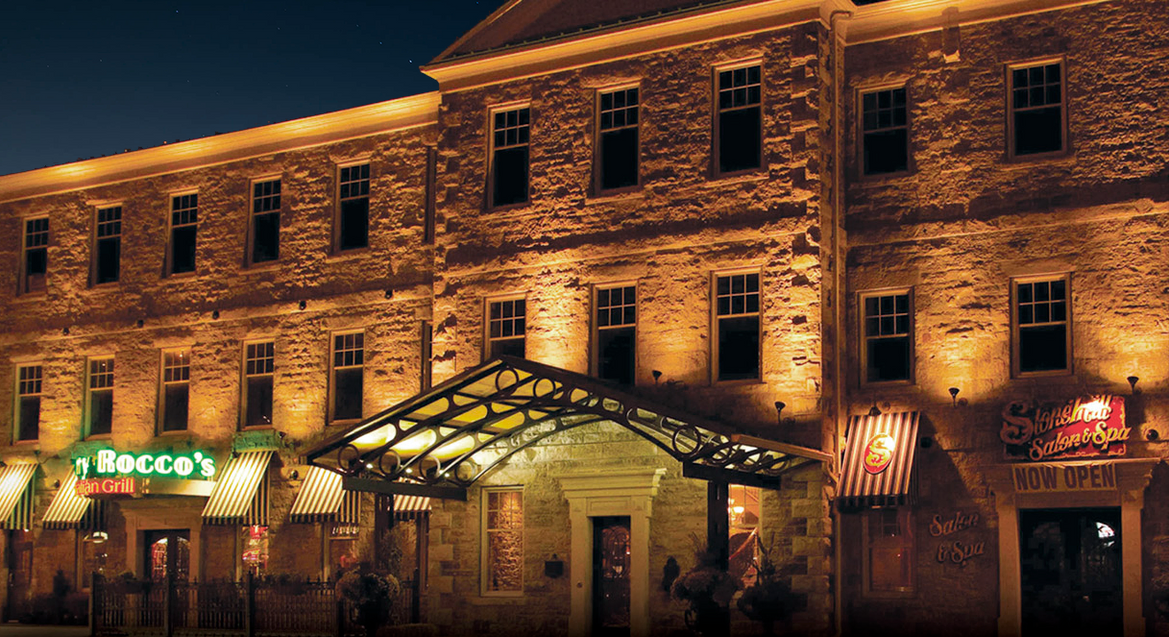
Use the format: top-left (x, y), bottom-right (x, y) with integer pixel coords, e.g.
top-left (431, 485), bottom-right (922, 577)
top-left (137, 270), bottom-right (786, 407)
top-left (1000, 395), bottom-right (1129, 461)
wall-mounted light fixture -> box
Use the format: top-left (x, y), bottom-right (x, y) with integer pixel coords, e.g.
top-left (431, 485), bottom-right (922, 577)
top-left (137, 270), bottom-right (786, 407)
top-left (298, 300), bottom-right (307, 310)
top-left (1146, 429), bottom-right (1159, 442)
top-left (385, 289), bottom-right (394, 299)
top-left (774, 401), bottom-right (786, 425)
top-left (1128, 376), bottom-right (1140, 395)
top-left (136, 319), bottom-right (144, 328)
top-left (652, 370), bottom-right (662, 385)
top-left (949, 387), bottom-right (960, 407)
top-left (212, 310), bottom-right (220, 320)
top-left (868, 403), bottom-right (881, 417)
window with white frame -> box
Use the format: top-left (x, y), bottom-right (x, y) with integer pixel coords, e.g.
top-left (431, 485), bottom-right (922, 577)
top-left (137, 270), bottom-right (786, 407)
top-left (250, 179), bottom-right (281, 264)
top-left (169, 194), bottom-right (198, 275)
top-left (336, 164), bottom-right (370, 252)
top-left (242, 341), bottom-right (275, 428)
top-left (93, 206), bottom-right (122, 285)
top-left (487, 298), bottom-right (526, 359)
top-left (482, 487), bottom-right (523, 595)
top-left (715, 63), bottom-right (762, 175)
top-left (15, 364), bottom-right (42, 442)
top-left (596, 87), bottom-right (639, 191)
top-left (160, 349), bottom-right (190, 432)
top-left (490, 107), bottom-right (530, 207)
top-left (594, 285), bottom-right (635, 385)
top-left (21, 218), bottom-right (49, 295)
top-left (1013, 275), bottom-right (1070, 375)
top-left (86, 358), bottom-right (114, 437)
top-left (1008, 60), bottom-right (1065, 157)
top-left (863, 508), bottom-right (914, 595)
top-left (861, 290), bottom-right (912, 383)
top-left (861, 87), bottom-right (909, 175)
top-left (714, 271), bottom-right (761, 381)
top-left (330, 332), bottom-right (364, 422)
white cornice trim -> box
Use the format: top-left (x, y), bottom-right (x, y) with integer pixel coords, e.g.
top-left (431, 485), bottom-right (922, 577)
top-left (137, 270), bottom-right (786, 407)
top-left (0, 92), bottom-right (441, 204)
top-left (843, 0), bottom-right (1116, 44)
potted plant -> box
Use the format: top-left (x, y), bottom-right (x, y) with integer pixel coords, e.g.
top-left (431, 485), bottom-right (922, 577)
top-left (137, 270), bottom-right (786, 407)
top-left (736, 538), bottom-right (802, 635)
top-left (671, 549), bottom-right (739, 636)
top-left (337, 570), bottom-right (400, 637)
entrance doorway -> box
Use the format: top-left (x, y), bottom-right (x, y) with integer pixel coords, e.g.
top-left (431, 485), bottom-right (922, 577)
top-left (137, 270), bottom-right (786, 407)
top-left (1019, 508), bottom-right (1122, 637)
top-left (5, 530), bottom-right (33, 621)
top-left (592, 516), bottom-right (631, 637)
top-left (145, 529), bottom-right (190, 581)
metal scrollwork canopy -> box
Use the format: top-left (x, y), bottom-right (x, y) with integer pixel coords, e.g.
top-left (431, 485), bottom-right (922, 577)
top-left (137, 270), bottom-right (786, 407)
top-left (304, 357), bottom-right (830, 498)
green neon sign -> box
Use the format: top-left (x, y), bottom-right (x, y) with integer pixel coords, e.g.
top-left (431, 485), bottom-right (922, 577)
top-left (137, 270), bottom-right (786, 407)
top-left (74, 449), bottom-right (216, 480)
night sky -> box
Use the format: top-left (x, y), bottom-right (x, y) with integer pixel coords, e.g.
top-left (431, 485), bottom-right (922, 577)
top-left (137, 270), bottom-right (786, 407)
top-left (0, 1), bottom-right (502, 177)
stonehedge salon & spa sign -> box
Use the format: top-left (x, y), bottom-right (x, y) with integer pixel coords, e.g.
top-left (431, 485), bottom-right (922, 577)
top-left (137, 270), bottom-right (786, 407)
top-left (931, 511), bottom-right (984, 567)
top-left (1000, 395), bottom-right (1129, 461)
top-left (74, 449), bottom-right (216, 481)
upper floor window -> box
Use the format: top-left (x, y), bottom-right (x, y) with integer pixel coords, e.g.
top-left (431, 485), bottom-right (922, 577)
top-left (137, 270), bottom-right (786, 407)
top-left (864, 508), bottom-right (914, 596)
top-left (714, 271), bottom-right (761, 381)
top-left (861, 290), bottom-right (912, 383)
top-left (336, 164), bottom-right (370, 252)
top-left (482, 487), bottom-right (523, 595)
top-left (169, 194), bottom-right (198, 275)
top-left (242, 341), bottom-right (275, 428)
top-left (160, 348), bottom-right (191, 432)
top-left (330, 332), bottom-right (364, 422)
top-left (596, 87), bottom-right (639, 192)
top-left (715, 63), bottom-right (762, 175)
top-left (20, 218), bottom-right (49, 295)
top-left (85, 357), bottom-right (114, 437)
top-left (487, 298), bottom-right (526, 359)
top-left (1012, 275), bottom-right (1070, 376)
top-left (15, 364), bottom-right (42, 442)
top-left (250, 179), bottom-right (281, 264)
top-left (93, 206), bottom-right (122, 285)
top-left (490, 107), bottom-right (530, 208)
top-left (861, 87), bottom-right (909, 175)
top-left (1008, 60), bottom-right (1065, 157)
top-left (594, 285), bottom-right (636, 385)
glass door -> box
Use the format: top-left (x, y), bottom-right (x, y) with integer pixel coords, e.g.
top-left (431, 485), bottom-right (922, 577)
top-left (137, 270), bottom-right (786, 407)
top-left (592, 516), bottom-right (631, 637)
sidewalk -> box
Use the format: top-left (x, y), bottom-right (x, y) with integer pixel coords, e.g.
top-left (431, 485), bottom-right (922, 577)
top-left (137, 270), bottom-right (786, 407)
top-left (0, 624), bottom-right (89, 636)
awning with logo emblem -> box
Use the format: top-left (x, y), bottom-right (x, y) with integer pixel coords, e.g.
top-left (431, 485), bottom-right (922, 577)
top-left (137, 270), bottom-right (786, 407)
top-left (838, 412), bottom-right (920, 508)
top-left (0, 462), bottom-right (38, 531)
top-left (202, 451), bottom-right (272, 526)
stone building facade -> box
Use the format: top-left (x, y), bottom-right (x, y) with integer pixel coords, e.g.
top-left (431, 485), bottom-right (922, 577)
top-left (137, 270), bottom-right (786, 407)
top-left (1, 0), bottom-right (1167, 636)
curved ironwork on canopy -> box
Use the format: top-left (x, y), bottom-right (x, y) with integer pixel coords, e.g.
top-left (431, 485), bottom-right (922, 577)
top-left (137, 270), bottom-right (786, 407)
top-left (304, 357), bottom-right (830, 492)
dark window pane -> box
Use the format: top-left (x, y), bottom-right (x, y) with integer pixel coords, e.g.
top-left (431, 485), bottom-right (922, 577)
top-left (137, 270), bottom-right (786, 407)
top-left (490, 337), bottom-right (525, 359)
top-left (333, 368), bottom-right (363, 421)
top-left (718, 315), bottom-right (760, 381)
top-left (252, 211), bottom-right (280, 263)
top-left (339, 198), bottom-right (369, 251)
top-left (493, 147), bottom-right (529, 206)
top-left (1014, 106), bottom-right (1062, 155)
top-left (18, 396), bottom-right (40, 441)
top-left (719, 107), bottom-right (761, 173)
top-left (89, 391), bottom-right (113, 436)
top-left (171, 226), bottom-right (197, 274)
top-left (864, 129), bottom-right (908, 174)
top-left (867, 337), bottom-right (910, 382)
top-left (600, 127), bottom-right (638, 190)
top-left (598, 326), bottom-right (635, 386)
top-left (95, 237), bottom-right (121, 284)
top-left (1019, 325), bottom-right (1067, 372)
top-left (245, 376), bottom-right (274, 427)
top-left (162, 385), bottom-right (189, 432)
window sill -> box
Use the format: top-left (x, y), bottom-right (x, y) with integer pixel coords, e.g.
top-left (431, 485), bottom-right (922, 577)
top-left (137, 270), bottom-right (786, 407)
top-left (855, 168), bottom-right (914, 184)
top-left (11, 292), bottom-right (48, 304)
top-left (473, 593), bottom-right (525, 604)
top-left (241, 424), bottom-right (276, 432)
top-left (88, 282), bottom-right (122, 293)
top-left (156, 429), bottom-right (192, 439)
top-left (11, 439), bottom-right (40, 448)
top-left (327, 248), bottom-right (372, 263)
top-left (860, 378), bottom-right (915, 388)
top-left (165, 271), bottom-right (199, 281)
top-left (588, 186), bottom-right (643, 203)
top-left (705, 170), bottom-right (767, 187)
top-left (486, 201), bottom-right (531, 214)
top-left (84, 433), bottom-right (113, 442)
top-left (243, 261), bottom-right (283, 274)
top-left (1003, 149), bottom-right (1074, 166)
top-left (328, 418), bottom-right (362, 427)
top-left (713, 376), bottom-right (765, 387)
top-left (1012, 369), bottom-right (1074, 381)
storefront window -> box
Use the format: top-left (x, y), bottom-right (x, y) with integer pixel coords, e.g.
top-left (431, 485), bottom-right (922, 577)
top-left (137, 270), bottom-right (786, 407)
top-left (242, 525), bottom-right (270, 577)
top-left (864, 508), bottom-right (913, 595)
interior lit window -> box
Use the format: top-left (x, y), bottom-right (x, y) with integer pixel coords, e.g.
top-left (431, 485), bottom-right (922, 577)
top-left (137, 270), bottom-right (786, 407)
top-left (728, 484), bottom-right (761, 588)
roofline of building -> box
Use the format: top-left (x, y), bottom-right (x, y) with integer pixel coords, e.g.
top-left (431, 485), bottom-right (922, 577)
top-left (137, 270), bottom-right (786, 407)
top-left (421, 0), bottom-right (1114, 91)
top-left (0, 92), bottom-right (441, 205)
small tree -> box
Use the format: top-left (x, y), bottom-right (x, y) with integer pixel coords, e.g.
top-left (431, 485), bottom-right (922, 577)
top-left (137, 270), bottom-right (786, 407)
top-left (337, 571), bottom-right (400, 637)
top-left (736, 535), bottom-right (802, 635)
top-left (671, 539), bottom-right (739, 636)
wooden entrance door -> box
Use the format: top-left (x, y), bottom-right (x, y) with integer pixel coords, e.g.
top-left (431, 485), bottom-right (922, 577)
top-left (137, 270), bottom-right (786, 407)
top-left (145, 529), bottom-right (190, 581)
top-left (592, 516), bottom-right (631, 637)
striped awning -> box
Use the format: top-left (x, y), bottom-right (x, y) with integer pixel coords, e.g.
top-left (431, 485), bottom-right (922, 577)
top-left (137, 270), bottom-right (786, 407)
top-left (394, 495), bottom-right (430, 521)
top-left (43, 472), bottom-right (93, 530)
top-left (0, 463), bottom-right (38, 531)
top-left (202, 451), bottom-right (273, 525)
top-left (290, 467), bottom-right (345, 523)
top-left (838, 412), bottom-right (920, 508)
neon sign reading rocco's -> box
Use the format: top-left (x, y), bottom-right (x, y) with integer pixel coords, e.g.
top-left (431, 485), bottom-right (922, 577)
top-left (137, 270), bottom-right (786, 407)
top-left (74, 449), bottom-right (216, 480)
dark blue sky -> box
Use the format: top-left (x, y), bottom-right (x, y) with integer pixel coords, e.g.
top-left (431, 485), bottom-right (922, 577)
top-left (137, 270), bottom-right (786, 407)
top-left (0, 1), bottom-right (501, 177)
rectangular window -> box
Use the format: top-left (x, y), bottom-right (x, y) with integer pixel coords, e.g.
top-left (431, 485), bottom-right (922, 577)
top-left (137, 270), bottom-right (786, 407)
top-left (594, 285), bottom-right (635, 385)
top-left (15, 365), bottom-right (42, 442)
top-left (714, 272), bottom-right (761, 381)
top-left (20, 218), bottom-right (49, 295)
top-left (336, 164), bottom-right (370, 252)
top-left (160, 349), bottom-right (191, 432)
top-left (864, 508), bottom-right (914, 595)
top-left (169, 194), bottom-right (198, 275)
top-left (1013, 275), bottom-right (1070, 375)
top-left (490, 107), bottom-right (530, 207)
top-left (861, 87), bottom-right (909, 175)
top-left (330, 332), bottom-right (364, 422)
top-left (242, 341), bottom-right (275, 428)
top-left (1009, 61), bottom-right (1065, 157)
top-left (596, 87), bottom-right (639, 191)
top-left (482, 487), bottom-right (523, 595)
top-left (861, 291), bottom-right (912, 383)
top-left (487, 298), bottom-right (526, 359)
top-left (715, 64), bottom-right (762, 175)
top-left (85, 358), bottom-right (114, 437)
top-left (728, 484), bottom-right (761, 589)
top-left (250, 179), bottom-right (281, 264)
top-left (93, 206), bottom-right (122, 285)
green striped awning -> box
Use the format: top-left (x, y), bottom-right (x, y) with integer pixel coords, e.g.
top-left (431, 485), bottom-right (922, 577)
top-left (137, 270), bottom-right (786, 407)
top-left (43, 472), bottom-right (93, 530)
top-left (290, 467), bottom-right (345, 523)
top-left (0, 463), bottom-right (38, 531)
top-left (393, 495), bottom-right (430, 521)
top-left (202, 451), bottom-right (272, 525)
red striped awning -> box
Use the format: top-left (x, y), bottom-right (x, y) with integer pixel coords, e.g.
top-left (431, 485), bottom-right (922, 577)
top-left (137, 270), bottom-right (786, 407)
top-left (838, 412), bottom-right (919, 508)
top-left (0, 463), bottom-right (38, 531)
top-left (394, 495), bottom-right (430, 521)
top-left (202, 451), bottom-right (272, 525)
